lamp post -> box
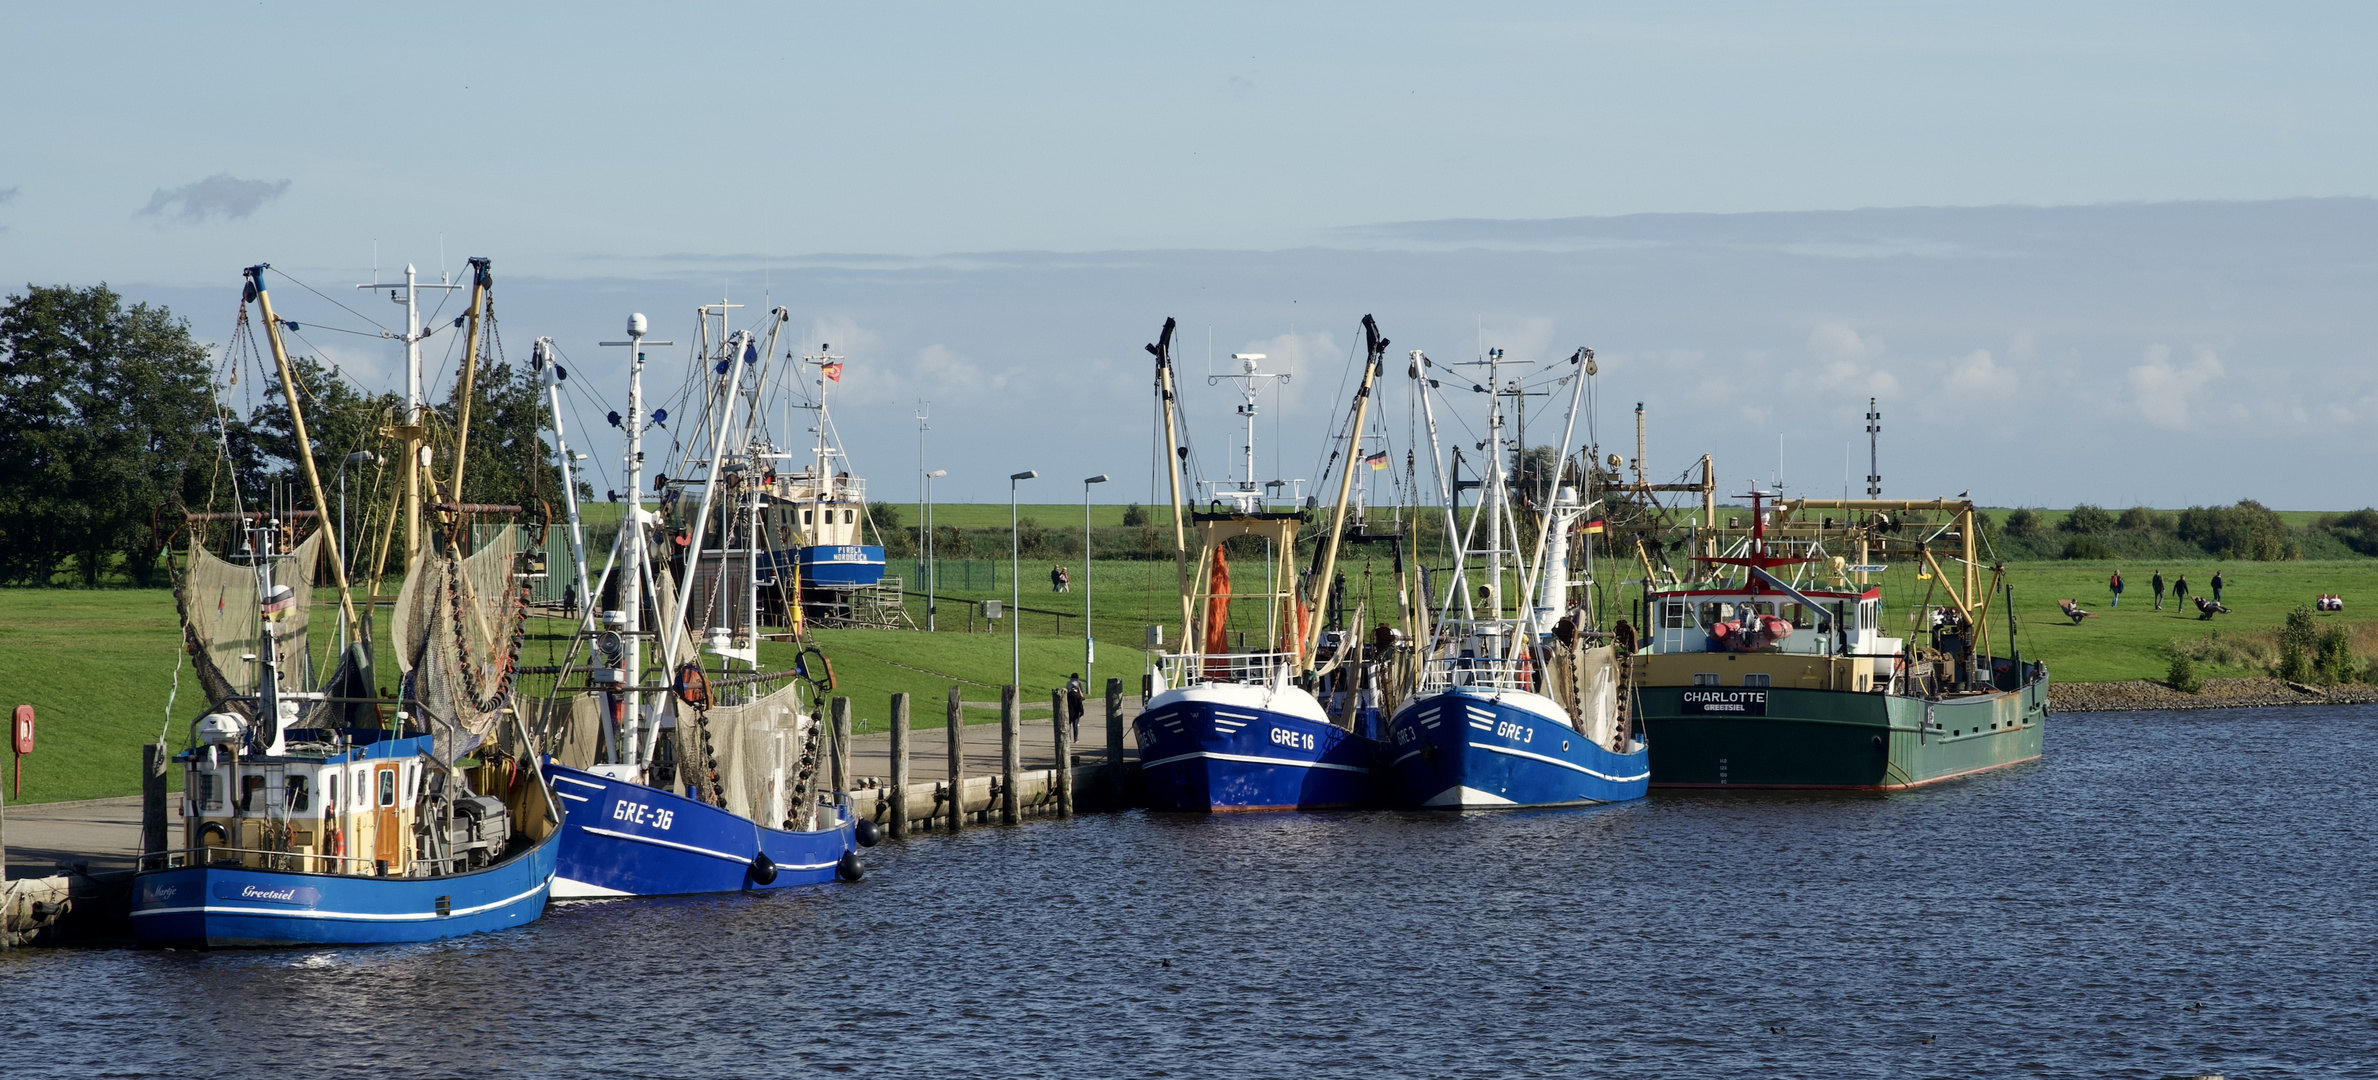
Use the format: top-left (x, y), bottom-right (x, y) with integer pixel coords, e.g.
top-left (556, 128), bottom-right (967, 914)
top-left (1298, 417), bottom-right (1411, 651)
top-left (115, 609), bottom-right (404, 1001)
top-left (1082, 474), bottom-right (1108, 690)
top-left (1009, 469), bottom-right (1038, 691)
top-left (334, 450), bottom-right (379, 651)
top-left (924, 468), bottom-right (947, 631)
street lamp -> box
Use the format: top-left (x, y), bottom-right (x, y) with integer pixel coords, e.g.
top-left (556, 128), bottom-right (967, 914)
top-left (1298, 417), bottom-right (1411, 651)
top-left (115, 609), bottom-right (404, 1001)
top-left (1009, 470), bottom-right (1038, 691)
top-left (1082, 474), bottom-right (1108, 695)
top-left (335, 450), bottom-right (379, 651)
top-left (924, 469), bottom-right (947, 631)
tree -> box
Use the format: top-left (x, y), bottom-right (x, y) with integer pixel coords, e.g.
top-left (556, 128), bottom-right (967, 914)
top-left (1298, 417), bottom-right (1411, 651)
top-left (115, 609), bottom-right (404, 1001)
top-left (0, 284), bottom-right (214, 585)
top-left (2176, 500), bottom-right (2297, 561)
top-left (1122, 503), bottom-right (1149, 527)
top-left (2060, 504), bottom-right (2114, 534)
top-left (2003, 508), bottom-right (2044, 540)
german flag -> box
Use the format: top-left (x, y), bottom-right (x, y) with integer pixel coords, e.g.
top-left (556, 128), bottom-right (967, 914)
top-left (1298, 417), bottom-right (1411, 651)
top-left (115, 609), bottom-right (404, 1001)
top-left (1363, 450), bottom-right (1389, 470)
top-left (1578, 518), bottom-right (1606, 535)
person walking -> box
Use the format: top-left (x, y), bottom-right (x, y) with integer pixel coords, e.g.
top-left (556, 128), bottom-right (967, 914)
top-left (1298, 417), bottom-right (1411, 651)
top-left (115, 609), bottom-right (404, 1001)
top-left (2211, 571), bottom-right (2225, 604)
top-left (1051, 565), bottom-right (1070, 593)
top-left (2109, 570), bottom-right (2124, 608)
top-left (1065, 673), bottom-right (1086, 741)
top-left (2151, 571), bottom-right (2165, 610)
top-left (2173, 574), bottom-right (2190, 607)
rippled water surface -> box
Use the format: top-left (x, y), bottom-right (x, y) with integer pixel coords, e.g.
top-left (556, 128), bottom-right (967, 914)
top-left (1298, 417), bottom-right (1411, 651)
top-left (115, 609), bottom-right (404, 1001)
top-left (5, 706), bottom-right (2374, 1079)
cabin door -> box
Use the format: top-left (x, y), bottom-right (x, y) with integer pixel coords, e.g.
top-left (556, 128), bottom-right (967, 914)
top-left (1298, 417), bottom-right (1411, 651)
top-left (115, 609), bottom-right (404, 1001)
top-left (373, 763), bottom-right (402, 871)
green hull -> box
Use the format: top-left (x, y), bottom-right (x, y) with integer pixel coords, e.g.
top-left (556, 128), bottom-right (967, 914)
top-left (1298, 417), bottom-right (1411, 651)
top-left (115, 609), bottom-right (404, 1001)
top-left (1637, 675), bottom-right (2048, 789)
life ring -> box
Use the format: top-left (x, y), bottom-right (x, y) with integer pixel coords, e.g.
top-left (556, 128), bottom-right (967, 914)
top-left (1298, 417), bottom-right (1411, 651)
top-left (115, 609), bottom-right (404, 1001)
top-left (748, 851), bottom-right (778, 887)
top-left (673, 662), bottom-right (712, 708)
top-left (326, 827), bottom-right (345, 857)
top-left (199, 821), bottom-right (228, 846)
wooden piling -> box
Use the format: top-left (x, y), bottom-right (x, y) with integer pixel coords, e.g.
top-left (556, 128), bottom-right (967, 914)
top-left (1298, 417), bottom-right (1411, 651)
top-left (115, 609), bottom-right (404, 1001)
top-left (141, 743), bottom-right (169, 858)
top-left (1000, 684), bottom-right (1020, 825)
top-left (888, 692), bottom-right (911, 839)
top-left (1106, 676), bottom-right (1126, 806)
top-left (1051, 689), bottom-right (1072, 817)
top-left (946, 684), bottom-right (964, 831)
top-left (831, 696), bottom-right (852, 795)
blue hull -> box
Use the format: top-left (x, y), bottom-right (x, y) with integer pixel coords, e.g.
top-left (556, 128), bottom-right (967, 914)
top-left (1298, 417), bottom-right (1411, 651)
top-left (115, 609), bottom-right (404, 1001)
top-left (1387, 689), bottom-right (1650, 809)
top-left (794, 545), bottom-right (885, 588)
top-left (548, 762), bottom-right (855, 898)
top-left (1134, 697), bottom-right (1380, 812)
top-left (130, 830), bottom-right (558, 948)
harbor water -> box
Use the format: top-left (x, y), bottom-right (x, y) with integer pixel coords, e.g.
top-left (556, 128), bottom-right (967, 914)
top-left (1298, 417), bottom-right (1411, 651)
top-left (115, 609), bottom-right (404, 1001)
top-left (4, 705), bottom-right (2371, 1078)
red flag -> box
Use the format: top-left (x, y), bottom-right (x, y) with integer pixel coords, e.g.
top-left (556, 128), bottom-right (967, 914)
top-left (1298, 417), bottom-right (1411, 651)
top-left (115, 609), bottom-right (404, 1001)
top-left (822, 362), bottom-right (843, 383)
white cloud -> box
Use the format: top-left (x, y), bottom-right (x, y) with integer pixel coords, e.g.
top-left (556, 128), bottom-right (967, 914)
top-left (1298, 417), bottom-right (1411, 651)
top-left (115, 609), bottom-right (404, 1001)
top-left (1805, 321), bottom-right (1900, 399)
top-left (2127, 344), bottom-right (2223, 429)
top-left (1943, 348), bottom-right (2015, 397)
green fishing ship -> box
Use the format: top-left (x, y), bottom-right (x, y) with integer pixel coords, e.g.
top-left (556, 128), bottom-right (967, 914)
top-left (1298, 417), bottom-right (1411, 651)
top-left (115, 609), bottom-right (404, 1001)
top-left (1628, 491), bottom-right (2046, 789)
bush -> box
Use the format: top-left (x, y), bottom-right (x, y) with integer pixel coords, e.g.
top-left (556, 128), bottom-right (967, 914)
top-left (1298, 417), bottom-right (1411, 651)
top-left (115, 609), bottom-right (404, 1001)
top-left (2166, 652), bottom-right (2203, 694)
top-left (2276, 605), bottom-right (2318, 682)
top-left (2176, 499), bottom-right (2299, 561)
top-left (1122, 502), bottom-right (1149, 527)
top-left (2003, 507), bottom-right (2044, 539)
top-left (2315, 625), bottom-right (2356, 685)
top-left (2062, 536), bottom-right (2113, 560)
top-left (2116, 506), bottom-right (2157, 531)
top-left (2061, 504), bottom-right (2114, 534)
top-left (2320, 508), bottom-right (2378, 556)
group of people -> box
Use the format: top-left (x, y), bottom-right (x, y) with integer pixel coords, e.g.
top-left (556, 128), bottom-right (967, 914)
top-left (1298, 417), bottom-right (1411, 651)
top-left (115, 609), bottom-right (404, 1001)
top-left (2113, 570), bottom-right (2225, 611)
top-left (2316, 594), bottom-right (2347, 612)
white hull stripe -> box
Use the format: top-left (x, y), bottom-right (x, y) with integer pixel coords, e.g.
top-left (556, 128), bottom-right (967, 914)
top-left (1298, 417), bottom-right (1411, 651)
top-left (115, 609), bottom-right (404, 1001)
top-left (132, 878), bottom-right (550, 922)
top-left (1391, 749), bottom-right (1423, 767)
top-left (552, 774), bottom-right (606, 790)
top-left (556, 791), bottom-right (590, 803)
top-left (1466, 742), bottom-right (1651, 783)
top-left (550, 877), bottom-right (633, 899)
top-left (1141, 750), bottom-right (1371, 774)
top-left (576, 825), bottom-right (753, 864)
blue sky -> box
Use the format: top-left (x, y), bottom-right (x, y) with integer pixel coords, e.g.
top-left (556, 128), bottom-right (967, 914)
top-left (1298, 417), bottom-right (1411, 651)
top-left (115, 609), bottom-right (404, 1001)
top-left (6, 4), bottom-right (2377, 507)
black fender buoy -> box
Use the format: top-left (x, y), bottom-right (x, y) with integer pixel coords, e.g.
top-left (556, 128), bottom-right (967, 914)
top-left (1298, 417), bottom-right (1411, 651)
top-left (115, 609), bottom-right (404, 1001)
top-left (836, 851), bottom-right (864, 882)
top-left (1871, 735), bottom-right (1885, 752)
top-left (854, 818), bottom-right (883, 847)
top-left (198, 821), bottom-right (228, 845)
top-left (749, 851), bottom-right (778, 886)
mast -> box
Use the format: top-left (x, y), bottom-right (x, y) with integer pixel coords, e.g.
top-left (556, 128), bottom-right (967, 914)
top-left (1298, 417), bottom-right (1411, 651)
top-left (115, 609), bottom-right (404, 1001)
top-left (1484, 348), bottom-right (1505, 626)
top-left (245, 265), bottom-right (359, 640)
top-left (660, 331), bottom-right (757, 730)
top-left (535, 338), bottom-right (596, 631)
top-left (1303, 315), bottom-right (1387, 662)
top-left (1410, 350), bottom-right (1469, 623)
top-left (1147, 319), bottom-right (1192, 639)
top-left (357, 263), bottom-right (461, 567)
top-left (599, 315), bottom-right (671, 768)
top-left (445, 259), bottom-right (493, 517)
top-left (1512, 347), bottom-right (1592, 652)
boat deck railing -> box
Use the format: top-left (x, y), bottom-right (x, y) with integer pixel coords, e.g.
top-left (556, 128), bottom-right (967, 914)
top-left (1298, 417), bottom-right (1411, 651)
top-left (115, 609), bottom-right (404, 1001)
top-left (1414, 653), bottom-right (1532, 693)
top-left (1156, 650), bottom-right (1298, 689)
top-left (139, 846), bottom-right (393, 875)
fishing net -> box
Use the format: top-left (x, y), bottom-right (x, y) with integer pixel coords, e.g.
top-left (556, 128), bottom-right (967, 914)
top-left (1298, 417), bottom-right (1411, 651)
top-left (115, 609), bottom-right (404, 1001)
top-left (393, 528), bottom-right (527, 764)
top-left (178, 530), bottom-right (325, 714)
top-left (681, 680), bottom-right (816, 830)
top-left (1546, 640), bottom-right (1623, 750)
top-left (518, 692), bottom-right (608, 770)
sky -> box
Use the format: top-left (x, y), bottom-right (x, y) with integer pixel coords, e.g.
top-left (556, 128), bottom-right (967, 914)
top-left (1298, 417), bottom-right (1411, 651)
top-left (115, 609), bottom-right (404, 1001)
top-left (6, 3), bottom-right (2377, 508)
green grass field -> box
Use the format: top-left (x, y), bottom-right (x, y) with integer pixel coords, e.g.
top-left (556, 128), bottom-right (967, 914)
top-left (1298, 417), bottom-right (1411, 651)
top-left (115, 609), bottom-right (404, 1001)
top-left (11, 521), bottom-right (2378, 805)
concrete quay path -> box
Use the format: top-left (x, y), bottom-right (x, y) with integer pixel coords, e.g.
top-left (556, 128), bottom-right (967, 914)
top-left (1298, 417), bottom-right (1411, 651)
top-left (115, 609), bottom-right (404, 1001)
top-left (0, 694), bottom-right (1148, 877)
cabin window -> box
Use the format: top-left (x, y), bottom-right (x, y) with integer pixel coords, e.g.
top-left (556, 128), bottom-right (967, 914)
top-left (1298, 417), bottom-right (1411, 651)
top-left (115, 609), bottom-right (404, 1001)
top-left (1744, 673), bottom-right (1772, 688)
top-left (1692, 673), bottom-right (1720, 686)
top-left (326, 773), bottom-right (340, 815)
top-left (241, 775), bottom-right (266, 812)
top-left (285, 776), bottom-right (310, 813)
top-left (844, 508), bottom-right (855, 524)
top-left (198, 772), bottom-right (220, 810)
top-left (1661, 601), bottom-right (1689, 629)
top-left (803, 509), bottom-right (814, 525)
top-left (378, 769), bottom-right (397, 808)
